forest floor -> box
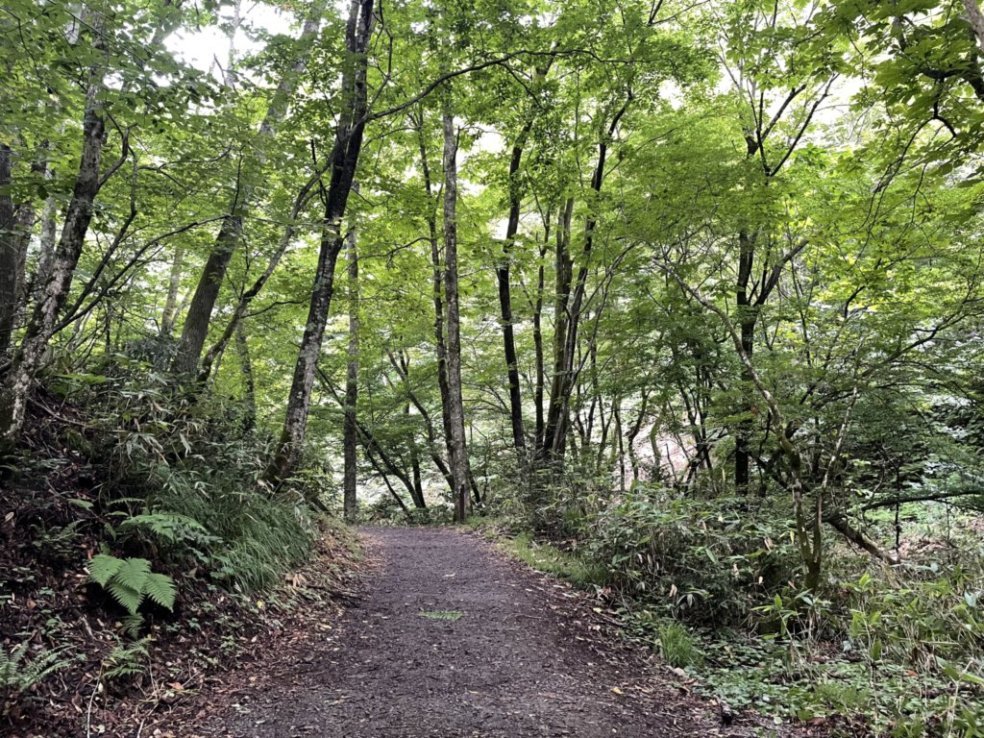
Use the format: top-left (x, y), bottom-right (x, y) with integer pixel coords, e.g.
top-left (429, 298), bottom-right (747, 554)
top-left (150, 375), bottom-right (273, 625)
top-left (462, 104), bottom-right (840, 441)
top-left (153, 527), bottom-right (796, 738)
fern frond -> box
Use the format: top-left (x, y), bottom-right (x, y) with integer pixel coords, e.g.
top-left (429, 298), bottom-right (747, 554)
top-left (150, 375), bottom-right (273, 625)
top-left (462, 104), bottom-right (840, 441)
top-left (114, 557), bottom-right (151, 593)
top-left (119, 513), bottom-right (212, 545)
top-left (0, 643), bottom-right (69, 691)
top-left (88, 554), bottom-right (176, 615)
top-left (120, 614), bottom-right (145, 638)
top-left (0, 642), bottom-right (28, 685)
top-left (88, 554), bottom-right (123, 587)
top-left (143, 572), bottom-right (176, 611)
top-left (107, 581), bottom-right (143, 615)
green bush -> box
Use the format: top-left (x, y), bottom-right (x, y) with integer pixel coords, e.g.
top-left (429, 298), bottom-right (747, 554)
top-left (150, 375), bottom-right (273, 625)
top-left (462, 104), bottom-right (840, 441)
top-left (499, 458), bottom-right (614, 540)
top-left (587, 488), bottom-right (799, 625)
top-left (51, 355), bottom-right (317, 596)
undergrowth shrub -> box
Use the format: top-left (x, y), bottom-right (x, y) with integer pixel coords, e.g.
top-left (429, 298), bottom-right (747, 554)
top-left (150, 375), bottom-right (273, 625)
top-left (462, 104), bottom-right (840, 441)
top-left (587, 487), bottom-right (798, 625)
top-left (709, 530), bottom-right (984, 734)
top-left (498, 457), bottom-right (614, 540)
top-left (48, 354), bottom-right (318, 597)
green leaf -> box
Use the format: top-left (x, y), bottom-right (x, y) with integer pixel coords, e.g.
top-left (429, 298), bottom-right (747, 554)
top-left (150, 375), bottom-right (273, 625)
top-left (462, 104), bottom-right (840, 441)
top-left (106, 581), bottom-right (143, 615)
top-left (115, 557), bottom-right (151, 594)
top-left (88, 554), bottom-right (123, 587)
top-left (143, 573), bottom-right (177, 611)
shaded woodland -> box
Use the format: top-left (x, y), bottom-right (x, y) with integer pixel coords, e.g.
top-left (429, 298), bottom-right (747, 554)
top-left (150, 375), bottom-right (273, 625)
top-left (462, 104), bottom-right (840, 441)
top-left (2, 0), bottom-right (984, 734)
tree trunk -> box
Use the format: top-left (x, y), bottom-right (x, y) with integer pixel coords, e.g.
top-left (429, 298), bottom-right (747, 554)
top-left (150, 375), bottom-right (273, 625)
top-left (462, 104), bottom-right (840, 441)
top-left (0, 145), bottom-right (21, 361)
top-left (160, 246), bottom-right (185, 336)
top-left (413, 112), bottom-right (456, 462)
top-left (387, 349), bottom-right (454, 495)
top-left (533, 236), bottom-right (547, 449)
top-left (171, 1), bottom-right (326, 376)
top-left (266, 0), bottom-right (374, 485)
top-left (343, 223), bottom-right (360, 521)
top-left (735, 229), bottom-right (756, 494)
top-left (408, 402), bottom-right (425, 509)
top-left (540, 100), bottom-right (629, 461)
top-left (364, 446), bottom-right (412, 519)
top-left (442, 103), bottom-right (471, 523)
top-left (964, 0), bottom-right (984, 51)
top-left (235, 320), bottom-right (256, 432)
top-left (540, 198), bottom-right (574, 461)
top-left (496, 123), bottom-right (533, 451)
top-left (30, 185), bottom-right (60, 304)
top-left (198, 167), bottom-right (325, 382)
top-left (0, 19), bottom-right (109, 441)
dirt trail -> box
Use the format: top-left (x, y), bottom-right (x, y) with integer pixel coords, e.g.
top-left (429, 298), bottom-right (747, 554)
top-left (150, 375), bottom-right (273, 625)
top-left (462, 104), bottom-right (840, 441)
top-left (198, 527), bottom-right (734, 738)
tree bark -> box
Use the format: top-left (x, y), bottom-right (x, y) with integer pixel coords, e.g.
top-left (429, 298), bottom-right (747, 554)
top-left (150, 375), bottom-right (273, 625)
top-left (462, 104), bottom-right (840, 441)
top-left (540, 198), bottom-right (574, 461)
top-left (735, 229), bottom-right (755, 494)
top-left (413, 111), bottom-right (456, 463)
top-left (171, 0), bottom-right (326, 376)
top-left (0, 144), bottom-right (21, 361)
top-left (198, 166), bottom-right (324, 382)
top-left (160, 246), bottom-right (185, 336)
top-left (442, 103), bottom-right (471, 523)
top-left (532, 231), bottom-right (548, 449)
top-left (235, 320), bottom-right (256, 432)
top-left (826, 513), bottom-right (900, 565)
top-left (964, 0), bottom-right (984, 51)
top-left (496, 122), bottom-right (534, 451)
top-left (343, 223), bottom-right (360, 521)
top-left (266, 0), bottom-right (374, 485)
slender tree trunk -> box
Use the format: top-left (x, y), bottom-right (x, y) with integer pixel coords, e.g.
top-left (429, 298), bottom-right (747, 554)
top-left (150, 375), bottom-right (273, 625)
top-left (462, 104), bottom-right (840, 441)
top-left (541, 101), bottom-right (629, 461)
top-left (235, 320), bottom-right (256, 431)
top-left (614, 399), bottom-right (626, 492)
top-left (442, 104), bottom-right (471, 523)
top-left (964, 0), bottom-right (984, 51)
top-left (408, 402), bottom-right (425, 509)
top-left (171, 1), bottom-right (326, 375)
top-left (160, 246), bottom-right (185, 336)
top-left (343, 223), bottom-right (360, 521)
top-left (320, 367), bottom-right (419, 506)
top-left (0, 18), bottom-right (109, 440)
top-left (414, 113), bottom-right (456, 459)
top-left (30, 186), bottom-right (59, 302)
top-left (266, 0), bottom-right (374, 485)
top-left (198, 167), bottom-right (324, 382)
top-left (1, 154), bottom-right (48, 362)
top-left (0, 145), bottom-right (20, 361)
top-left (532, 221), bottom-right (549, 449)
top-left (365, 446), bottom-right (412, 518)
top-left (735, 229), bottom-right (756, 494)
top-left (387, 349), bottom-right (454, 494)
top-left (496, 124), bottom-right (533, 451)
top-left (626, 388), bottom-right (650, 483)
top-left (541, 198), bottom-right (574, 460)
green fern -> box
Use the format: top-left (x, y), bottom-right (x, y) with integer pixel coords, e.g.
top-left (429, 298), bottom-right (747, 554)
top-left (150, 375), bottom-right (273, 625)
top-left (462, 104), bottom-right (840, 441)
top-left (102, 637), bottom-right (152, 682)
top-left (0, 642), bottom-right (70, 694)
top-left (87, 554), bottom-right (176, 614)
top-left (143, 572), bottom-right (177, 609)
top-left (120, 614), bottom-right (145, 638)
top-left (119, 512), bottom-right (217, 547)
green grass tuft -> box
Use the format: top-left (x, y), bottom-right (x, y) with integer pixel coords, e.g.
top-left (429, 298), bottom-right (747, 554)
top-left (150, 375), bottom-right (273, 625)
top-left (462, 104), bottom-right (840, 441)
top-left (418, 610), bottom-right (463, 621)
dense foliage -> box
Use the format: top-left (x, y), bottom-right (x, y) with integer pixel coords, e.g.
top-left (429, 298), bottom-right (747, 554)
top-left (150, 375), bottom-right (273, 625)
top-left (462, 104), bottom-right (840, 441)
top-left (2, 0), bottom-right (984, 734)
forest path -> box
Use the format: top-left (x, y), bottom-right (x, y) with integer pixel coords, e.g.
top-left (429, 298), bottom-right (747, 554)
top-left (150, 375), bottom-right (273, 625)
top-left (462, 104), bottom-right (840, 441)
top-left (198, 527), bottom-right (731, 738)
